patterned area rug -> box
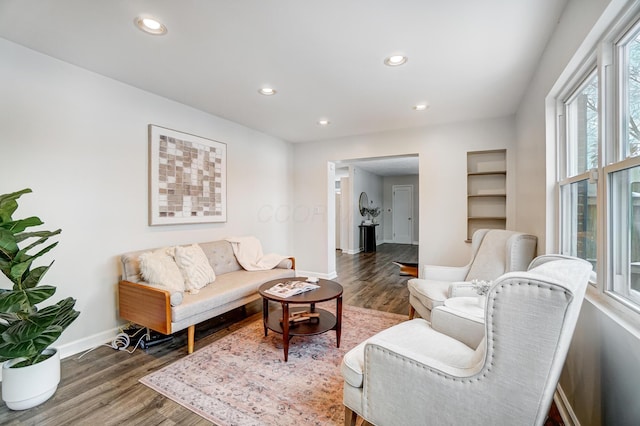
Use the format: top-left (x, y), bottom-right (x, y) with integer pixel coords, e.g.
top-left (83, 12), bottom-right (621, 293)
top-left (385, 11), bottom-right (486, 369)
top-left (140, 305), bottom-right (406, 425)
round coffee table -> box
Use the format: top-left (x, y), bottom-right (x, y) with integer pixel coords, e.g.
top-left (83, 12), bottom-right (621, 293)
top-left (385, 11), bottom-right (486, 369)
top-left (258, 278), bottom-right (343, 362)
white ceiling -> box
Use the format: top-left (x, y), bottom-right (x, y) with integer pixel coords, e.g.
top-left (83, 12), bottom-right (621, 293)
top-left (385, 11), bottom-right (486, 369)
top-left (0, 0), bottom-right (566, 144)
top-left (337, 156), bottom-right (420, 177)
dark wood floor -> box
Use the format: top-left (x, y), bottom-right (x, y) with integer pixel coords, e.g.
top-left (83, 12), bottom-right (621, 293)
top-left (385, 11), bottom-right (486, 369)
top-left (0, 243), bottom-right (562, 425)
top-left (0, 243), bottom-right (418, 425)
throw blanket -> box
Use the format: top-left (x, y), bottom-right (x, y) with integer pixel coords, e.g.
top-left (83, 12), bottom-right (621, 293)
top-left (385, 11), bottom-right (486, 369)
top-left (225, 236), bottom-right (287, 271)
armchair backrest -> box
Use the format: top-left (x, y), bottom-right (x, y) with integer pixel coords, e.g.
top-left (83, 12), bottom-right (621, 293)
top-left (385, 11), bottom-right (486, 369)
top-left (474, 256), bottom-right (592, 424)
top-left (465, 229), bottom-right (537, 281)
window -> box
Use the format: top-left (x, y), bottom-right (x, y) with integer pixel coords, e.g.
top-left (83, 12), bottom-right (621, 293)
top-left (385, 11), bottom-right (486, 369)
top-left (558, 12), bottom-right (640, 312)
top-left (606, 18), bottom-right (640, 308)
top-left (609, 165), bottom-right (640, 306)
top-left (565, 72), bottom-right (599, 176)
top-left (560, 71), bottom-right (599, 276)
top-left (560, 180), bottom-right (597, 269)
top-left (621, 28), bottom-right (640, 158)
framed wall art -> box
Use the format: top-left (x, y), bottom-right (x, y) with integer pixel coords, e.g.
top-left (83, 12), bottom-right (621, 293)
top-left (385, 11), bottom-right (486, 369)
top-left (148, 125), bottom-right (227, 225)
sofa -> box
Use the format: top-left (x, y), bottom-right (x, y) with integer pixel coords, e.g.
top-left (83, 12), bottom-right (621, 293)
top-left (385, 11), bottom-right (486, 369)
top-left (118, 239), bottom-right (295, 353)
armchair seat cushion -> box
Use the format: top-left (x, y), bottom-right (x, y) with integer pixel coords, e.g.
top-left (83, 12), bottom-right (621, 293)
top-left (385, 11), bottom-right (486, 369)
top-left (407, 279), bottom-right (450, 310)
top-left (341, 319), bottom-right (476, 389)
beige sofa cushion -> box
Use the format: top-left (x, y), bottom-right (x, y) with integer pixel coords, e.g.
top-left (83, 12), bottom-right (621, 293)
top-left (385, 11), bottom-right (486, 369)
top-left (199, 240), bottom-right (243, 275)
top-left (174, 244), bottom-right (216, 293)
top-left (172, 268), bottom-right (295, 323)
top-left (139, 248), bottom-right (185, 292)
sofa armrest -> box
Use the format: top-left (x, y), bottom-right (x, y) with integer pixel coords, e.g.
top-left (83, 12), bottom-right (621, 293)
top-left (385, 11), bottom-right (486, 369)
top-left (278, 256), bottom-right (296, 270)
top-left (118, 280), bottom-right (172, 334)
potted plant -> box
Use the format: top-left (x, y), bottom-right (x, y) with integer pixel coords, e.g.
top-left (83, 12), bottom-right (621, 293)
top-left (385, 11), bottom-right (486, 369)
top-left (367, 206), bottom-right (381, 223)
top-left (0, 188), bottom-right (80, 410)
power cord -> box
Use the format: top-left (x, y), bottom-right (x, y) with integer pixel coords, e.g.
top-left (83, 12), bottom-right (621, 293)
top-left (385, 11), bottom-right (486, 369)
top-left (76, 324), bottom-right (146, 359)
top-left (107, 328), bottom-right (146, 353)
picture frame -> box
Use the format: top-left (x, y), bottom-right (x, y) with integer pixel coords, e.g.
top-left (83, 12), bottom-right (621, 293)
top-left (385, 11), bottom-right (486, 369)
top-left (148, 125), bottom-right (227, 225)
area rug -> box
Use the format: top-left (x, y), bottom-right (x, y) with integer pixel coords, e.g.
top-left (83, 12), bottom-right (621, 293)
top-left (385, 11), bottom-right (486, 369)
top-left (140, 305), bottom-right (406, 425)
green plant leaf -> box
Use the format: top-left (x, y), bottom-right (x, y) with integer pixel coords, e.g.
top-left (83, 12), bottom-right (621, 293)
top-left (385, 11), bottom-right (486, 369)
top-left (0, 311), bottom-right (19, 323)
top-left (30, 326), bottom-right (64, 360)
top-left (15, 239), bottom-right (59, 265)
top-left (0, 286), bottom-right (56, 312)
top-left (0, 199), bottom-right (18, 225)
top-left (11, 241), bottom-right (58, 285)
top-left (14, 229), bottom-right (61, 244)
top-left (0, 228), bottom-right (18, 260)
top-left (0, 189), bottom-right (31, 208)
top-left (1, 318), bottom-right (46, 343)
top-left (48, 297), bottom-right (80, 328)
top-left (0, 340), bottom-right (38, 363)
top-left (2, 298), bottom-right (79, 346)
top-left (0, 189), bottom-right (31, 224)
top-left (21, 264), bottom-right (51, 289)
top-left (4, 217), bottom-right (43, 233)
top-left (24, 285), bottom-right (57, 305)
top-left (9, 259), bottom-right (32, 284)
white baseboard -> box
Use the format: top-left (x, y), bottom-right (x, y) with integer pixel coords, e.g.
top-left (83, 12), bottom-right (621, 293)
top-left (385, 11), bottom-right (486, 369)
top-left (382, 239), bottom-right (419, 245)
top-left (555, 385), bottom-right (579, 426)
top-left (342, 249), bottom-right (360, 254)
top-left (0, 327), bottom-right (120, 382)
top-left (56, 327), bottom-right (121, 360)
top-left (296, 270), bottom-right (338, 280)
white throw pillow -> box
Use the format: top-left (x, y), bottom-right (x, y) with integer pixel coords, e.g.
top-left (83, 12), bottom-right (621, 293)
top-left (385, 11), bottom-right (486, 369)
top-left (139, 248), bottom-right (185, 293)
top-left (174, 244), bottom-right (216, 294)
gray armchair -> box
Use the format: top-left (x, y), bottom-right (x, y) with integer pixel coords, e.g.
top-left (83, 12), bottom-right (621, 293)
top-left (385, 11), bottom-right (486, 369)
top-left (342, 255), bottom-right (592, 426)
top-left (408, 229), bottom-right (537, 320)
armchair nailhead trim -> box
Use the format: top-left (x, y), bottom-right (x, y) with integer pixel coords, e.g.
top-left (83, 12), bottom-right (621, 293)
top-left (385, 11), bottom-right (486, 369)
top-left (365, 280), bottom-right (571, 390)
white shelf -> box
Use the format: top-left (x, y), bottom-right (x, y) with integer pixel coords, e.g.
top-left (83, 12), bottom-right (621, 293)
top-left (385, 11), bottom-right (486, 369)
top-left (467, 150), bottom-right (507, 241)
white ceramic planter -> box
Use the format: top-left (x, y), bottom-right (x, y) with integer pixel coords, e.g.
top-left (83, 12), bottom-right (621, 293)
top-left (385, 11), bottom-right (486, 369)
top-left (2, 348), bottom-right (60, 410)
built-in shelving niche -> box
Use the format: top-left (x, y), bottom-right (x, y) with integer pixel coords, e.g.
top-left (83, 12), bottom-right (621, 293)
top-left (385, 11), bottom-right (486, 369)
top-left (466, 149), bottom-right (506, 242)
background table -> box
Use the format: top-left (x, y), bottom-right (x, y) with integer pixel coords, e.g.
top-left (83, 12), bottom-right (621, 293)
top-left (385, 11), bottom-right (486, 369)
top-left (359, 223), bottom-right (379, 252)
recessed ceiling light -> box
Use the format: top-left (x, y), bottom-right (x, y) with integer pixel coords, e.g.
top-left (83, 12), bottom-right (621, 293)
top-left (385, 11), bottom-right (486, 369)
top-left (413, 103), bottom-right (429, 111)
top-left (318, 119), bottom-right (331, 126)
top-left (135, 17), bottom-right (167, 35)
top-left (384, 55), bottom-right (408, 67)
top-left (258, 87), bottom-right (277, 96)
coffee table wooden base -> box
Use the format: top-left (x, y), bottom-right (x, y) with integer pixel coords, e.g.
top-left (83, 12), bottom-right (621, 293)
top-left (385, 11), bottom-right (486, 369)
top-left (262, 300), bottom-right (342, 361)
top-left (259, 279), bottom-right (343, 362)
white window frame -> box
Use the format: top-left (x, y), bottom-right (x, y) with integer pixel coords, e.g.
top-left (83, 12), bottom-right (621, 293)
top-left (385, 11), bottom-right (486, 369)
top-left (553, 2), bottom-right (640, 317)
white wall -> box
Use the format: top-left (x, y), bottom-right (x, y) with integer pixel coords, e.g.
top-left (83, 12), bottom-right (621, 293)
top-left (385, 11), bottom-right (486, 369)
top-left (515, 0), bottom-right (640, 424)
top-left (293, 116), bottom-right (517, 277)
top-left (0, 38), bottom-right (294, 356)
top-left (352, 167), bottom-right (383, 249)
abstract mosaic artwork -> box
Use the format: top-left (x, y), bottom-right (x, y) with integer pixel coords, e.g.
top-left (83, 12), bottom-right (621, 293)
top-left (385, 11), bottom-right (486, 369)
top-left (149, 125), bottom-right (227, 225)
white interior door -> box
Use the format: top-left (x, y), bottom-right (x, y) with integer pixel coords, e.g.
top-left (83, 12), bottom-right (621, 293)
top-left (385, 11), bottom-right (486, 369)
top-left (392, 185), bottom-right (413, 244)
